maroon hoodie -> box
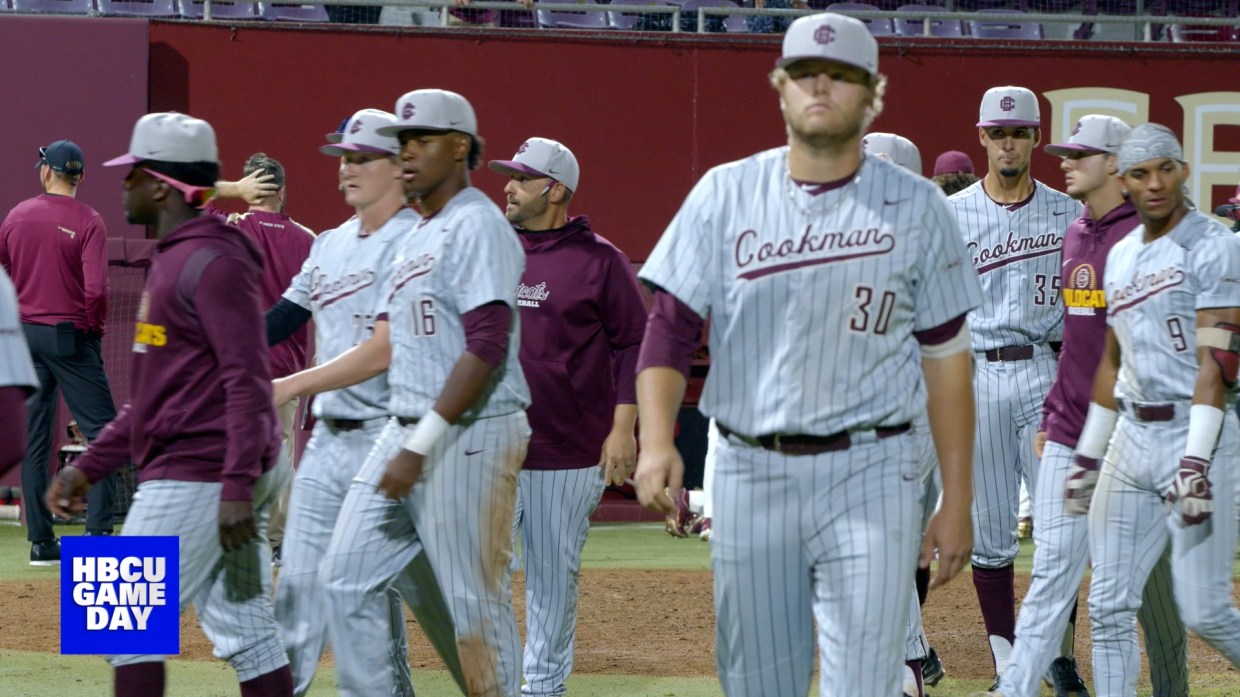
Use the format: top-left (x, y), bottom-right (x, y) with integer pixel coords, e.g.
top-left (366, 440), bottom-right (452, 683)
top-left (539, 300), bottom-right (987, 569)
top-left (73, 215), bottom-right (279, 501)
top-left (517, 216), bottom-right (647, 470)
top-left (1041, 199), bottom-right (1139, 449)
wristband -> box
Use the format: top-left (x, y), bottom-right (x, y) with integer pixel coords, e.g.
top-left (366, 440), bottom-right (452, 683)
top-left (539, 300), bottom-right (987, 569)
top-left (401, 409), bottom-right (450, 455)
top-left (1076, 402), bottom-right (1118, 459)
top-left (1184, 404), bottom-right (1224, 461)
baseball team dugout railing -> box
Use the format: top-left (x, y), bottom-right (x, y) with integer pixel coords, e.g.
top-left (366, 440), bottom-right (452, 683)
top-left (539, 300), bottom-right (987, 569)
top-left (169, 0), bottom-right (1240, 41)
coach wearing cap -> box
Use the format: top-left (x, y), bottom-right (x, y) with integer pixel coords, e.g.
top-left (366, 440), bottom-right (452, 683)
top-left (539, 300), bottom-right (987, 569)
top-left (0, 139), bottom-right (118, 564)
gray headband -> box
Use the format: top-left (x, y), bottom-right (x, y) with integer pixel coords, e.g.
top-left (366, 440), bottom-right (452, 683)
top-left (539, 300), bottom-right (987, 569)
top-left (1116, 123), bottom-right (1184, 174)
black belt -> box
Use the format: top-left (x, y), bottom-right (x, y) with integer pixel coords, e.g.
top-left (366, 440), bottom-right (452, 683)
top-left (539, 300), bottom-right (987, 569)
top-left (323, 417), bottom-right (383, 432)
top-left (984, 345), bottom-right (1035, 362)
top-left (397, 416), bottom-right (420, 427)
top-left (717, 423), bottom-right (911, 456)
top-left (1117, 400), bottom-right (1176, 422)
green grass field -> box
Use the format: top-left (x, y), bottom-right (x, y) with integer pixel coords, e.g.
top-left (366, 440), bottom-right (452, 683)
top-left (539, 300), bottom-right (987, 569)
top-left (2, 522), bottom-right (1238, 696)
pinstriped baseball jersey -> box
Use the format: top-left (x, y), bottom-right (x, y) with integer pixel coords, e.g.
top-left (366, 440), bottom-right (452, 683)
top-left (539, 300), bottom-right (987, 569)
top-left (639, 149), bottom-right (981, 437)
top-left (283, 208), bottom-right (419, 419)
top-left (386, 188), bottom-right (529, 420)
top-left (0, 267), bottom-right (37, 389)
top-left (948, 180), bottom-right (1078, 350)
top-left (1107, 211), bottom-right (1240, 403)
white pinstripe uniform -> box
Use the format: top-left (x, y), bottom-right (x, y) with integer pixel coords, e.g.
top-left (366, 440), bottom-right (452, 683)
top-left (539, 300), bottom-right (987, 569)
top-left (321, 187), bottom-right (531, 697)
top-left (274, 209), bottom-right (419, 697)
top-left (0, 267), bottom-right (38, 392)
top-left (640, 148), bottom-right (981, 697)
top-left (1089, 211), bottom-right (1240, 697)
top-left (948, 180), bottom-right (1075, 572)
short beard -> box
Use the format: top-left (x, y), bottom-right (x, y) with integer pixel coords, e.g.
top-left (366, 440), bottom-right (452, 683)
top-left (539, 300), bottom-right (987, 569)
top-left (999, 167), bottom-right (1020, 178)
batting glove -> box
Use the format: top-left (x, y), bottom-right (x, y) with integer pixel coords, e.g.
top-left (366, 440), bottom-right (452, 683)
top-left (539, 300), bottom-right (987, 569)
top-left (1166, 456), bottom-right (1213, 526)
top-left (1064, 455), bottom-right (1101, 516)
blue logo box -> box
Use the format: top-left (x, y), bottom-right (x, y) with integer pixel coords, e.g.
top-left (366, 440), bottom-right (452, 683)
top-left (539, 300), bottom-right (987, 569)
top-left (61, 536), bottom-right (179, 655)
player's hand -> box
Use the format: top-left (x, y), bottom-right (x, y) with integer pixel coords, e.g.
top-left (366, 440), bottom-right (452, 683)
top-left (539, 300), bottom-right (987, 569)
top-left (46, 466), bottom-right (91, 519)
top-left (920, 501), bottom-right (971, 589)
top-left (379, 449), bottom-right (425, 500)
top-left (1064, 454), bottom-right (1101, 516)
top-left (232, 170), bottom-right (278, 205)
top-left (1034, 431), bottom-right (1047, 460)
top-left (1166, 456), bottom-right (1213, 526)
top-left (218, 500), bottom-right (258, 553)
top-left (599, 428), bottom-right (636, 487)
top-left (633, 441), bottom-right (683, 514)
top-left (272, 377), bottom-right (296, 408)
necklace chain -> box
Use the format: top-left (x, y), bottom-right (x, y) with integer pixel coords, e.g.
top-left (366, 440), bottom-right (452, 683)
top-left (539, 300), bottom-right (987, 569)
top-left (784, 155), bottom-right (860, 218)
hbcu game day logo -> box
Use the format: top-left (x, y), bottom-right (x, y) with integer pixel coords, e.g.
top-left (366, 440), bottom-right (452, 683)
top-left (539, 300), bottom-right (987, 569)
top-left (60, 536), bottom-right (179, 654)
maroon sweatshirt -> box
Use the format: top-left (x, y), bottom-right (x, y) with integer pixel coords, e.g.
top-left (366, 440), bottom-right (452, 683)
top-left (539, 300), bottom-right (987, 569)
top-left (73, 215), bottom-right (280, 501)
top-left (208, 204), bottom-right (315, 378)
top-left (517, 216), bottom-right (647, 470)
top-left (0, 193), bottom-right (109, 334)
top-left (1041, 199), bottom-right (1139, 449)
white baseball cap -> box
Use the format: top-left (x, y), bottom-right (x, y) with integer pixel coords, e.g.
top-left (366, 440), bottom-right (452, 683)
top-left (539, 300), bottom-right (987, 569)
top-left (378, 89), bottom-right (478, 138)
top-left (324, 114), bottom-right (351, 145)
top-left (319, 109), bottom-right (401, 157)
top-left (1044, 115), bottom-right (1131, 158)
top-left (977, 86), bottom-right (1040, 128)
top-left (863, 133), bottom-right (922, 175)
top-left (776, 12), bottom-right (878, 76)
top-left (103, 112), bottom-right (218, 167)
top-left (488, 137), bottom-right (581, 193)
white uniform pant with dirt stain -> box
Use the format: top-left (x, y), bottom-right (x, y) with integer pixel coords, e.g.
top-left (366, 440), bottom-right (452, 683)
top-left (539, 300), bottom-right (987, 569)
top-left (323, 412), bottom-right (529, 697)
top-left (711, 428), bottom-right (923, 697)
top-left (107, 457), bottom-right (292, 681)
top-left (1089, 412), bottom-right (1240, 697)
top-left (999, 440), bottom-right (1187, 697)
top-left (274, 418), bottom-right (413, 697)
top-left (511, 467), bottom-right (606, 697)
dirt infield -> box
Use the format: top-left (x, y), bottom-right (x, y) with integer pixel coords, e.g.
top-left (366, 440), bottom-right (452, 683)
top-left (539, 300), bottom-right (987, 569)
top-left (3, 569), bottom-right (1236, 684)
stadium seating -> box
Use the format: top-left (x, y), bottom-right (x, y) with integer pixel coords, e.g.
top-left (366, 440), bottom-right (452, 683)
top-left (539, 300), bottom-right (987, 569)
top-left (257, 1), bottom-right (328, 20)
top-left (969, 8), bottom-right (1045, 37)
top-left (677, 0), bottom-right (741, 32)
top-left (12, 0), bottom-right (93, 13)
top-left (177, 0), bottom-right (259, 18)
top-left (537, 0), bottom-right (610, 27)
top-left (498, 7), bottom-right (538, 26)
top-left (96, 0), bottom-right (177, 15)
top-left (828, 1), bottom-right (898, 34)
top-left (894, 3), bottom-right (966, 35)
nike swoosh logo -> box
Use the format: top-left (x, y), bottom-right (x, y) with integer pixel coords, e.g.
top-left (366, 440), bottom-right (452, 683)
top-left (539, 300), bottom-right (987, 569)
top-left (884, 198), bottom-right (904, 205)
top-left (464, 448), bottom-right (486, 456)
top-left (449, 120), bottom-right (462, 126)
top-left (901, 473), bottom-right (920, 482)
top-left (1053, 211), bottom-right (1069, 216)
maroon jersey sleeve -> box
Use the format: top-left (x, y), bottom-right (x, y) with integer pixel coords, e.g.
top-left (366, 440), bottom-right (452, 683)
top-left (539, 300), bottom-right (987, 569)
top-left (81, 213), bottom-right (109, 335)
top-left (196, 254), bottom-right (275, 502)
top-left (463, 301), bottom-right (511, 367)
top-left (636, 290), bottom-right (704, 380)
top-left (601, 252), bottom-right (647, 405)
top-left (73, 403), bottom-right (134, 482)
top-left (0, 386), bottom-right (27, 477)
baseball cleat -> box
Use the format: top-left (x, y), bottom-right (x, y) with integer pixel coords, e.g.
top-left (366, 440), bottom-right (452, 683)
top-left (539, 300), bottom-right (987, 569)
top-left (30, 539), bottom-right (61, 566)
top-left (1048, 657), bottom-right (1090, 697)
top-left (690, 515), bottom-right (712, 541)
top-left (1017, 516), bottom-right (1033, 540)
top-left (922, 647), bottom-right (946, 686)
top-left (664, 488), bottom-right (692, 538)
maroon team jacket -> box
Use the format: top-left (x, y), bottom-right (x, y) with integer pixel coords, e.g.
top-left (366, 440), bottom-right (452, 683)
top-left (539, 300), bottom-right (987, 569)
top-left (73, 215), bottom-right (280, 501)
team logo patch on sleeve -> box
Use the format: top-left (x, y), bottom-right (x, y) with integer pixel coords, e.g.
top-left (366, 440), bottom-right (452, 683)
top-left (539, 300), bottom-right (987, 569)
top-left (60, 536), bottom-right (179, 655)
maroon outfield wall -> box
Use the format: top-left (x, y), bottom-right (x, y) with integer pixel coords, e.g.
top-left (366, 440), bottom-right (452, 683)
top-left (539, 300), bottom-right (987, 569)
top-left (146, 23), bottom-right (1240, 257)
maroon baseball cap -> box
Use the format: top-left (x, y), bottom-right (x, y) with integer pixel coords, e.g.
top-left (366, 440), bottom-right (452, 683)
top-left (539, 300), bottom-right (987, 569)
top-left (933, 150), bottom-right (974, 176)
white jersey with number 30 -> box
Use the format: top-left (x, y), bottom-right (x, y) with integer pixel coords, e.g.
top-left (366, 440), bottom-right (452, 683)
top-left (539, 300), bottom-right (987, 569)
top-left (385, 188), bottom-right (530, 421)
top-left (1106, 211), bottom-right (1240, 404)
top-left (639, 148), bottom-right (982, 437)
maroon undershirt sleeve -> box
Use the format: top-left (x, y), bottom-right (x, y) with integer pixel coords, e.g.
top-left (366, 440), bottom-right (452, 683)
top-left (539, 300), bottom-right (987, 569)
top-left (0, 386), bottom-right (27, 477)
top-left (72, 403), bottom-right (133, 483)
top-left (912, 313), bottom-right (967, 346)
top-left (635, 290), bottom-right (705, 380)
top-left (463, 301), bottom-right (512, 368)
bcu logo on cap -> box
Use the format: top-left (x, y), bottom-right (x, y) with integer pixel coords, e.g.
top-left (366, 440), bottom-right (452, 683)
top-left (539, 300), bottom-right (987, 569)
top-left (777, 12), bottom-right (878, 76)
top-left (320, 109), bottom-right (402, 157)
top-left (1044, 114), bottom-right (1132, 158)
top-left (380, 89), bottom-right (478, 138)
top-left (977, 86), bottom-right (1040, 128)
top-left (60, 536), bottom-right (179, 654)
top-left (488, 137), bottom-right (581, 193)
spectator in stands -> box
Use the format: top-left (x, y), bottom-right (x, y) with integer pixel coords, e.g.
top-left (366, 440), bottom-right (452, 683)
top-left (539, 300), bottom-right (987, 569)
top-left (209, 154), bottom-right (316, 560)
top-left (746, 0), bottom-right (807, 34)
top-left (0, 140), bottom-right (119, 564)
top-left (448, 0), bottom-right (533, 27)
top-left (932, 149), bottom-right (979, 196)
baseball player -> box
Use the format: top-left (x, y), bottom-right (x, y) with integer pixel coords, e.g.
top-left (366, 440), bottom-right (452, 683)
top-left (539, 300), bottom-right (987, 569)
top-left (946, 85), bottom-right (1080, 688)
top-left (0, 266), bottom-right (39, 476)
top-left (863, 130), bottom-right (943, 697)
top-left (631, 14), bottom-right (980, 697)
top-left (487, 137), bottom-right (647, 697)
top-left (44, 112), bottom-right (293, 697)
top-left (264, 109), bottom-right (418, 697)
top-left (275, 89), bottom-right (530, 697)
top-left (996, 116), bottom-right (1189, 697)
top-left (1068, 124), bottom-right (1240, 697)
